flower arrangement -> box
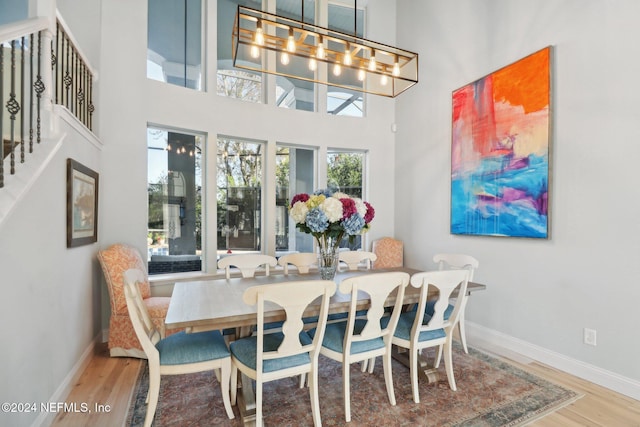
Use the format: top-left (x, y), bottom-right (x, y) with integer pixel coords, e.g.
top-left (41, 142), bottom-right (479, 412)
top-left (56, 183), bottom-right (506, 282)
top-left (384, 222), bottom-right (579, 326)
top-left (289, 189), bottom-right (375, 252)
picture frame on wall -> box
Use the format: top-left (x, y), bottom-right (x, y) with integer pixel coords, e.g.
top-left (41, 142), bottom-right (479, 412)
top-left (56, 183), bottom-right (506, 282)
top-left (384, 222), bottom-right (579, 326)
top-left (67, 158), bottom-right (99, 247)
top-left (450, 46), bottom-right (552, 238)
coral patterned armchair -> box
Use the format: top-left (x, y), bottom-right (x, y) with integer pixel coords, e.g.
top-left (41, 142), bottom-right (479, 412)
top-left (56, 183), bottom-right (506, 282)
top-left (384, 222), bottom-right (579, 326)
top-left (98, 243), bottom-right (173, 358)
top-left (371, 237), bottom-right (404, 269)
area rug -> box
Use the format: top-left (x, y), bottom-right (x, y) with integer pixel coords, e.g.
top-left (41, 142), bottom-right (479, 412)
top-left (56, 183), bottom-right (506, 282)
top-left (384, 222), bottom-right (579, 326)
top-left (127, 345), bottom-right (581, 426)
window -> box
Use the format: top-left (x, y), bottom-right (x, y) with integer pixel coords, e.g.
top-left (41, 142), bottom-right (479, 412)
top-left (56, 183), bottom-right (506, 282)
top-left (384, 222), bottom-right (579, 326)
top-left (327, 2), bottom-right (364, 117)
top-left (147, 0), bottom-right (204, 90)
top-left (147, 128), bottom-right (203, 274)
top-left (275, 144), bottom-right (316, 253)
top-left (217, 0), bottom-right (263, 102)
top-left (275, 0), bottom-right (316, 112)
top-left (327, 149), bottom-right (365, 249)
top-left (217, 137), bottom-right (264, 254)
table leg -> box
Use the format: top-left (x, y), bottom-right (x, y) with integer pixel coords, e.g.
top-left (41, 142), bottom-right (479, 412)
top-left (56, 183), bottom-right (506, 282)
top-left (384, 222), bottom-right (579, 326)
top-left (234, 326), bottom-right (260, 426)
top-left (391, 346), bottom-right (441, 384)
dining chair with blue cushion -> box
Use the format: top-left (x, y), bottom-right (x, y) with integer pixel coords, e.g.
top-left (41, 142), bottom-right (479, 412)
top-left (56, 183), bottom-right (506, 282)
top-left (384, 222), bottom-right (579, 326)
top-left (218, 254), bottom-right (278, 279)
top-left (430, 253), bottom-right (479, 359)
top-left (277, 252), bottom-right (317, 274)
top-left (123, 269), bottom-right (235, 427)
top-left (308, 271), bottom-right (410, 422)
top-left (387, 269), bottom-right (469, 403)
top-left (229, 279), bottom-right (336, 427)
top-left (338, 250), bottom-right (377, 271)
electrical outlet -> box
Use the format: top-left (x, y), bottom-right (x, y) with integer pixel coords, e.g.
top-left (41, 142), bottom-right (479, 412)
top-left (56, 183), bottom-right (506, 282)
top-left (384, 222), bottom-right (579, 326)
top-left (583, 328), bottom-right (597, 346)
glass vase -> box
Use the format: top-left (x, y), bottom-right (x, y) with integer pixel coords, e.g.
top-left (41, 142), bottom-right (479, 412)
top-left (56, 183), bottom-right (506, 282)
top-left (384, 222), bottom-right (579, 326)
top-left (317, 237), bottom-right (339, 280)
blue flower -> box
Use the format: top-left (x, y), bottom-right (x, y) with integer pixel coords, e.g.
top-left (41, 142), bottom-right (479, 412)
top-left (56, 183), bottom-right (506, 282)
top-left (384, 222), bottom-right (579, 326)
top-left (342, 214), bottom-right (365, 235)
top-left (313, 188), bottom-right (333, 198)
top-left (306, 207), bottom-right (329, 233)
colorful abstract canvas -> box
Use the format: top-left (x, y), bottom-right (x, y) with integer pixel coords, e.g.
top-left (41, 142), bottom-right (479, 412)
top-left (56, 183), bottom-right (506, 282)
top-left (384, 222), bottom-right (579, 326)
top-left (451, 47), bottom-right (551, 238)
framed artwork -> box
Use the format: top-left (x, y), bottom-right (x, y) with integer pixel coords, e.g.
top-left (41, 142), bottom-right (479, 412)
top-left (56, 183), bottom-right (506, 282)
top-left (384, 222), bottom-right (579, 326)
top-left (450, 46), bottom-right (551, 238)
top-left (67, 158), bottom-right (99, 247)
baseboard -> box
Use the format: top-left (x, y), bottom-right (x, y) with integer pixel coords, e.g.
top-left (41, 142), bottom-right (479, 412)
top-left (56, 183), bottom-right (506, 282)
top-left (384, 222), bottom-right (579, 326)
top-left (32, 332), bottom-right (102, 427)
top-left (466, 321), bottom-right (640, 401)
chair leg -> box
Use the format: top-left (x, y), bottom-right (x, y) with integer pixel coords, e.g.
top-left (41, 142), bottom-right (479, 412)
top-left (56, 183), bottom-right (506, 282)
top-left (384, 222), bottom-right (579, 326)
top-left (219, 361), bottom-right (235, 419)
top-left (360, 359), bottom-right (368, 372)
top-left (383, 352), bottom-right (396, 406)
top-left (230, 364), bottom-right (238, 406)
top-left (309, 366), bottom-right (322, 426)
top-left (367, 357), bottom-right (375, 373)
top-left (410, 347), bottom-right (420, 403)
top-left (343, 362), bottom-right (351, 422)
top-left (443, 339), bottom-right (457, 391)
top-left (299, 373), bottom-right (306, 388)
top-left (256, 379), bottom-right (263, 427)
top-left (434, 344), bottom-right (443, 368)
top-left (144, 367), bottom-right (161, 427)
top-left (458, 313), bottom-right (469, 353)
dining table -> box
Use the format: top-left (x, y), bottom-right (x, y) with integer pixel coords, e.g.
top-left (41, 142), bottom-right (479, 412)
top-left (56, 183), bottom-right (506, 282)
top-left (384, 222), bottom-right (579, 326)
top-left (164, 266), bottom-right (486, 425)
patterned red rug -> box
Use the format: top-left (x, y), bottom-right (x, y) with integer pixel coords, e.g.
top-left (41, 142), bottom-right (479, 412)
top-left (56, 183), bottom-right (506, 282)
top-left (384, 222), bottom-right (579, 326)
top-left (127, 346), bottom-right (580, 426)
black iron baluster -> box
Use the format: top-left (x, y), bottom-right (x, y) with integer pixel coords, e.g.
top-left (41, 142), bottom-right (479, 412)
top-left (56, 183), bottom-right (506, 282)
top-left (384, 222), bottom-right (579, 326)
top-left (7, 40), bottom-right (22, 175)
top-left (64, 31), bottom-right (71, 110)
top-left (36, 31), bottom-right (45, 145)
top-left (1, 44), bottom-right (4, 188)
top-left (20, 36), bottom-right (25, 163)
top-left (29, 33), bottom-right (34, 153)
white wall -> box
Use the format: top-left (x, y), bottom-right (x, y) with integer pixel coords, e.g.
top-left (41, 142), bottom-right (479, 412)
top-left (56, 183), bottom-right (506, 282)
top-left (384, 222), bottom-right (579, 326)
top-left (395, 0), bottom-right (640, 386)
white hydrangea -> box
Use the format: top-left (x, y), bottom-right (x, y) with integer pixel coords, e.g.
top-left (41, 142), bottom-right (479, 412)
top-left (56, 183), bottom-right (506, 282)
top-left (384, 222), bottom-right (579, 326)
top-left (290, 201), bottom-right (309, 224)
top-left (321, 197), bottom-right (343, 222)
top-left (353, 198), bottom-right (367, 217)
top-left (331, 191), bottom-right (350, 200)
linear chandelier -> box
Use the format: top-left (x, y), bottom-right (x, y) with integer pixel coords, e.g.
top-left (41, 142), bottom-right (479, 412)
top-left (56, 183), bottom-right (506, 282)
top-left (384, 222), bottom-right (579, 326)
top-left (232, 5), bottom-right (418, 98)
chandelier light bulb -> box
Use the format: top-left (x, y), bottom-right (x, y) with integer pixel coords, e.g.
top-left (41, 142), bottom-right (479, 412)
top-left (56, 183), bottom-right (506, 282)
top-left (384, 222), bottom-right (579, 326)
top-left (368, 52), bottom-right (377, 71)
top-left (316, 36), bottom-right (325, 59)
top-left (357, 68), bottom-right (366, 81)
top-left (333, 62), bottom-right (341, 76)
top-left (281, 52), bottom-right (290, 65)
top-left (250, 45), bottom-right (260, 59)
top-left (309, 57), bottom-right (317, 71)
top-left (380, 74), bottom-right (388, 86)
top-left (393, 57), bottom-right (400, 76)
top-left (287, 28), bottom-right (296, 52)
top-left (255, 21), bottom-right (265, 45)
top-left (344, 44), bottom-right (352, 66)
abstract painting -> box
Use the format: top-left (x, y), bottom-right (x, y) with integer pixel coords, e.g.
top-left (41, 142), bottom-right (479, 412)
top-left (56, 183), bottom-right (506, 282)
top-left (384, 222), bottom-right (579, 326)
top-left (451, 47), bottom-right (551, 238)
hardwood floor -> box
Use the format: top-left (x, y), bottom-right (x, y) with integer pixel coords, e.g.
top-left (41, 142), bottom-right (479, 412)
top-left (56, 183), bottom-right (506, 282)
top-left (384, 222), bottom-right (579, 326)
top-left (52, 343), bottom-right (640, 426)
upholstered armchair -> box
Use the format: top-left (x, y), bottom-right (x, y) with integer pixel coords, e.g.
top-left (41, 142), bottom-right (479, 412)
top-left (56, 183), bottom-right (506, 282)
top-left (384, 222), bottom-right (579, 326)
top-left (98, 243), bottom-right (173, 358)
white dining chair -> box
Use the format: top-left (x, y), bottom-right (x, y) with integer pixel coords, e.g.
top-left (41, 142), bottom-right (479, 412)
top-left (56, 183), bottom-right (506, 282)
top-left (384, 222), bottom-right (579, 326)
top-left (432, 253), bottom-right (479, 356)
top-left (229, 280), bottom-right (336, 427)
top-left (338, 250), bottom-right (377, 271)
top-left (308, 271), bottom-right (410, 422)
top-left (277, 252), bottom-right (317, 274)
top-left (388, 269), bottom-right (469, 403)
top-left (123, 269), bottom-right (235, 427)
top-left (217, 254), bottom-right (278, 279)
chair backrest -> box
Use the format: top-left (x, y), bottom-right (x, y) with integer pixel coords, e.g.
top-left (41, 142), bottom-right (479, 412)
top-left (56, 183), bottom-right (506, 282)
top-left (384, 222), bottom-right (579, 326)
top-left (122, 269), bottom-right (162, 362)
top-left (433, 253), bottom-right (479, 281)
top-left (339, 271), bottom-right (410, 350)
top-left (277, 252), bottom-right (317, 274)
top-left (217, 254), bottom-right (278, 279)
top-left (371, 237), bottom-right (403, 269)
top-left (338, 251), bottom-right (378, 271)
top-left (98, 243), bottom-right (150, 315)
top-left (410, 270), bottom-right (470, 333)
top-left (243, 280), bottom-right (336, 373)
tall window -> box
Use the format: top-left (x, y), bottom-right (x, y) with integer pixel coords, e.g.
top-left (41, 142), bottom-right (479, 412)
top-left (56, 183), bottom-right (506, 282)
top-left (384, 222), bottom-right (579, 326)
top-left (217, 0), bottom-right (263, 102)
top-left (147, 128), bottom-right (203, 274)
top-left (217, 137), bottom-right (264, 253)
top-left (275, 0), bottom-right (316, 112)
top-left (327, 3), bottom-right (364, 117)
top-left (147, 0), bottom-right (203, 90)
top-left (276, 144), bottom-right (316, 253)
top-left (328, 149), bottom-right (365, 248)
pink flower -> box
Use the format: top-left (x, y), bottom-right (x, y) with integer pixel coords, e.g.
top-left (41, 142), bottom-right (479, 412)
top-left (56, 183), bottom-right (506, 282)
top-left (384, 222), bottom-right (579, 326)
top-left (363, 201), bottom-right (375, 223)
top-left (290, 193), bottom-right (310, 208)
top-left (340, 197), bottom-right (357, 219)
